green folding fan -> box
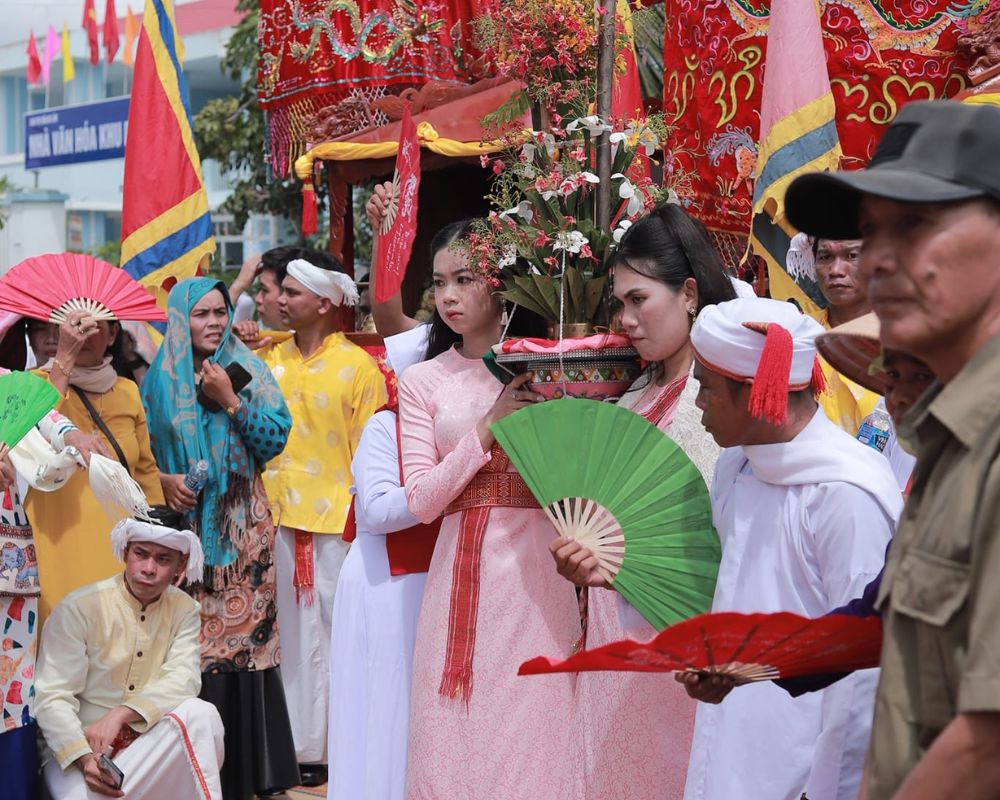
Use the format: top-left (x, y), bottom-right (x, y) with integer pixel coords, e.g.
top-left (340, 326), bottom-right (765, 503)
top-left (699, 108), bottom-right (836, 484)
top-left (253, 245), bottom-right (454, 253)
top-left (492, 398), bottom-right (720, 630)
top-left (0, 371), bottom-right (61, 459)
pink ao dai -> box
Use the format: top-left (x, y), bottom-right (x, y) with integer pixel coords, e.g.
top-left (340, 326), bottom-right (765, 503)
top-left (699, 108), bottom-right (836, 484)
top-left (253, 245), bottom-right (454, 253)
top-left (399, 346), bottom-right (583, 800)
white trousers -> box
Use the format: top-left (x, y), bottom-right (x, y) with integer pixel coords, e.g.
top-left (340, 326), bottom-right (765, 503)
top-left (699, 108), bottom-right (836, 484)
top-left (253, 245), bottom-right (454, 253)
top-left (275, 526), bottom-right (349, 764)
top-left (44, 698), bottom-right (225, 800)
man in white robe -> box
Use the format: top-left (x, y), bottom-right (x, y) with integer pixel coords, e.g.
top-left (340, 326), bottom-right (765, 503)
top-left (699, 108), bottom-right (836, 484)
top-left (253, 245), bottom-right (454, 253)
top-left (35, 515), bottom-right (224, 799)
top-left (679, 298), bottom-right (902, 800)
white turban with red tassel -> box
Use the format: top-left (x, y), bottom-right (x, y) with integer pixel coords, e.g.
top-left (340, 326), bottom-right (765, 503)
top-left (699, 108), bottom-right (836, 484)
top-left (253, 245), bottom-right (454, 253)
top-left (691, 298), bottom-right (827, 425)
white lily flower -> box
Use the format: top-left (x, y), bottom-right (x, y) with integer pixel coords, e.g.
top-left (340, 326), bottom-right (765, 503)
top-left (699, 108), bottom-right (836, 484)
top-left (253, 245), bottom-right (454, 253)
top-left (635, 126), bottom-right (660, 156)
top-left (521, 141), bottom-right (537, 162)
top-left (535, 131), bottom-right (558, 159)
top-left (613, 173), bottom-right (644, 217)
top-left (498, 245), bottom-right (517, 269)
top-left (578, 171), bottom-right (600, 184)
top-left (612, 219), bottom-right (633, 244)
top-left (665, 188), bottom-right (681, 206)
top-left (553, 230), bottom-right (589, 254)
top-left (500, 200), bottom-right (535, 224)
top-left (610, 131), bottom-right (628, 153)
top-left (566, 115), bottom-right (611, 136)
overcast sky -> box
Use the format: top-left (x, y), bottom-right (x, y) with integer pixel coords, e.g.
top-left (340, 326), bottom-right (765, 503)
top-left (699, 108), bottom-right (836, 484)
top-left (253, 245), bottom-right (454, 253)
top-left (2, 0), bottom-right (203, 49)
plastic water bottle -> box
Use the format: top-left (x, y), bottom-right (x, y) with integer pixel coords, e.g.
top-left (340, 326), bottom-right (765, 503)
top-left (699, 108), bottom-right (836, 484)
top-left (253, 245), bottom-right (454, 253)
top-left (856, 407), bottom-right (892, 453)
top-left (183, 460), bottom-right (210, 493)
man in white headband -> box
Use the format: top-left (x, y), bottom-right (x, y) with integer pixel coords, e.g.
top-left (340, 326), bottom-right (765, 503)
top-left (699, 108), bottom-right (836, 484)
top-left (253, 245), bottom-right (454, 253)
top-left (674, 297), bottom-right (901, 800)
top-left (34, 509), bottom-right (224, 799)
top-left (240, 251), bottom-right (387, 782)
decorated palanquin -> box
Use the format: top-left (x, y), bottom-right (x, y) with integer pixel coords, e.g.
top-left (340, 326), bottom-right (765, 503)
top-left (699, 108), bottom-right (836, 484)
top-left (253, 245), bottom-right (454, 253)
top-left (660, 0), bottom-right (998, 242)
top-left (258, 0), bottom-right (488, 176)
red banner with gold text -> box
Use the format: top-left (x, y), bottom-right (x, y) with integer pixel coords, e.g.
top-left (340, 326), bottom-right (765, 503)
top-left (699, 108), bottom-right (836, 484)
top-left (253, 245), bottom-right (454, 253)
top-left (661, 0), bottom-right (991, 236)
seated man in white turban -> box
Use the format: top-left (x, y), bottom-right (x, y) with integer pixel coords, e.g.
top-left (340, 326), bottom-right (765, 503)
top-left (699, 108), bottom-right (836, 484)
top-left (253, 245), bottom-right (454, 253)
top-left (34, 508), bottom-right (224, 799)
top-left (675, 297), bottom-right (901, 800)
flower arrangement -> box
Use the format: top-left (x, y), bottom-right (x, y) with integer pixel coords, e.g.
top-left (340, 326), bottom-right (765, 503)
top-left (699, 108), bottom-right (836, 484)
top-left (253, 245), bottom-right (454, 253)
top-left (473, 0), bottom-right (601, 119)
top-left (468, 0), bottom-right (678, 328)
top-left (465, 117), bottom-right (673, 325)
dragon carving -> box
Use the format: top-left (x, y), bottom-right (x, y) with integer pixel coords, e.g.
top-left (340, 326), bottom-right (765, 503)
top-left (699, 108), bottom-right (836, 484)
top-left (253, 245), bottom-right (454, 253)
top-left (290, 0), bottom-right (446, 65)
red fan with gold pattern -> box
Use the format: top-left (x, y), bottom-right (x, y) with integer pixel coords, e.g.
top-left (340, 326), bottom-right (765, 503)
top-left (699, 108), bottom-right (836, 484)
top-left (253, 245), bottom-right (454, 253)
top-left (0, 252), bottom-right (166, 323)
top-left (519, 611), bottom-right (882, 684)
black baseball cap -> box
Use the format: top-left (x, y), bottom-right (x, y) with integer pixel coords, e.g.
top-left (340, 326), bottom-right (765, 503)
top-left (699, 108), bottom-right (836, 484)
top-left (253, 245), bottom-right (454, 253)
top-left (785, 100), bottom-right (1000, 240)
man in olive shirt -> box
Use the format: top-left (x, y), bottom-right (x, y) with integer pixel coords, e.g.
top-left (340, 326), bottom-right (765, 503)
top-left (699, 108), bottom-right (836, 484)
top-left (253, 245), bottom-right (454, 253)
top-left (785, 100), bottom-right (1000, 799)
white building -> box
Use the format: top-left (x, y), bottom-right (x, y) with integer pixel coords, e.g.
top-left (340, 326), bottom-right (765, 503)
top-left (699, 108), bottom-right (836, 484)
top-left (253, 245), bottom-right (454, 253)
top-left (0, 0), bottom-right (279, 271)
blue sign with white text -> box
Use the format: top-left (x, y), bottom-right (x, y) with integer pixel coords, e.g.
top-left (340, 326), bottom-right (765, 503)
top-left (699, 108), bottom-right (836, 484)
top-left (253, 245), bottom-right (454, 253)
top-left (24, 97), bottom-right (131, 169)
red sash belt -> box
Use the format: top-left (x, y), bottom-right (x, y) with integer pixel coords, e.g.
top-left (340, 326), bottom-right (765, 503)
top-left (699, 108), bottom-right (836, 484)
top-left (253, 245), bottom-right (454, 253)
top-left (343, 410), bottom-right (442, 574)
top-left (439, 444), bottom-right (540, 704)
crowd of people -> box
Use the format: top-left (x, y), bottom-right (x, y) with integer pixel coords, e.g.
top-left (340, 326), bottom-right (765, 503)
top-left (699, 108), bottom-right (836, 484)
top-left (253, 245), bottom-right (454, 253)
top-left (0, 97), bottom-right (996, 800)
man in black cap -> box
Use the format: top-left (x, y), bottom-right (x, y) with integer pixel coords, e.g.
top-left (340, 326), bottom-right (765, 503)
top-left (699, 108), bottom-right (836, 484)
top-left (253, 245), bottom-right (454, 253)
top-left (785, 99), bottom-right (1000, 800)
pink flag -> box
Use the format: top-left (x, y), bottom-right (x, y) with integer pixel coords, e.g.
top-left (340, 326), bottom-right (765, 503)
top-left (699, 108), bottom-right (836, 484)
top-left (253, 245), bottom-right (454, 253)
top-left (42, 26), bottom-right (59, 85)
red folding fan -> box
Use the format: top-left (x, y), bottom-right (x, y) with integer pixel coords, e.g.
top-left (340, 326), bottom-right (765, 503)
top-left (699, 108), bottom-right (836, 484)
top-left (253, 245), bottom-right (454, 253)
top-left (0, 253), bottom-right (166, 323)
top-left (519, 611), bottom-right (883, 684)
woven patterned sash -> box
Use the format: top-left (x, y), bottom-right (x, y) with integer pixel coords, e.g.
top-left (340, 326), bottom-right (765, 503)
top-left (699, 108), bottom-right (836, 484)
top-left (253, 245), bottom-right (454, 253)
top-left (640, 374), bottom-right (688, 427)
top-left (439, 443), bottom-right (539, 704)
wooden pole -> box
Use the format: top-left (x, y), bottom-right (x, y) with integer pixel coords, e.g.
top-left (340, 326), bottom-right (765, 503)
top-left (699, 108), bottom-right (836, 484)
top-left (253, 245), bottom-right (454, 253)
top-left (595, 0), bottom-right (616, 234)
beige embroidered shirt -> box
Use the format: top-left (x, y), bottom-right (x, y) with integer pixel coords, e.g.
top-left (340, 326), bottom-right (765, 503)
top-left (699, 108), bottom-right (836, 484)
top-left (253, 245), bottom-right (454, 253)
top-left (34, 574), bottom-right (201, 769)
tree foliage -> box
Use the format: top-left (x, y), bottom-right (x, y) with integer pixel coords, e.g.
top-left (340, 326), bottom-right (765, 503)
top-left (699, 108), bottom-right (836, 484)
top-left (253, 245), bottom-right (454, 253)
top-left (192, 0), bottom-right (310, 234)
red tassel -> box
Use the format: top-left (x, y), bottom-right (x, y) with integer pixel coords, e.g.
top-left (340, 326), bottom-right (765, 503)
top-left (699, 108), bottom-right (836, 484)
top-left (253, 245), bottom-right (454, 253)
top-left (293, 529), bottom-right (315, 607)
top-left (810, 356), bottom-right (827, 398)
top-left (745, 322), bottom-right (793, 425)
top-left (301, 183), bottom-right (318, 237)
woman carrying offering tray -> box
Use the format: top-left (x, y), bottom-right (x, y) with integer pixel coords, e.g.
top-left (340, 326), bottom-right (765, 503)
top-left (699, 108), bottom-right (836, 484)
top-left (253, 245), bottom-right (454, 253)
top-left (396, 220), bottom-right (583, 800)
top-left (550, 203), bottom-right (739, 800)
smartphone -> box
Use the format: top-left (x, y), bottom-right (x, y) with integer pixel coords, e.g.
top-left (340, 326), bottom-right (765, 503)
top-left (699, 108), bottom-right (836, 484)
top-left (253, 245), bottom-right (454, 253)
top-left (197, 362), bottom-right (253, 412)
top-left (98, 753), bottom-right (125, 790)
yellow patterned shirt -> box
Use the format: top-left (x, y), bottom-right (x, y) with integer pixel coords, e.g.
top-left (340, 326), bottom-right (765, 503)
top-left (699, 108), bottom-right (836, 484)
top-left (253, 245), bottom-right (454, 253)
top-left (816, 311), bottom-right (881, 435)
top-left (261, 331), bottom-right (387, 535)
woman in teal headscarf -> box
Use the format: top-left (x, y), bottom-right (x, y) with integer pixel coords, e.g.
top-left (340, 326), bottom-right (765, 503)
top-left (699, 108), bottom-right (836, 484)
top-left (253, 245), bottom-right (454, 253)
top-left (142, 278), bottom-right (299, 799)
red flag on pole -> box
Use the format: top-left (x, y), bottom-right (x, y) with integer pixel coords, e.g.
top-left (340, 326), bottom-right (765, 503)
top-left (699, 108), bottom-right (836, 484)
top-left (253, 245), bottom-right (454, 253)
top-left (611, 0), bottom-right (643, 122)
top-left (104, 0), bottom-right (121, 63)
top-left (83, 0), bottom-right (100, 65)
top-left (26, 31), bottom-right (42, 84)
top-left (374, 102), bottom-right (422, 303)
top-left (123, 5), bottom-right (139, 67)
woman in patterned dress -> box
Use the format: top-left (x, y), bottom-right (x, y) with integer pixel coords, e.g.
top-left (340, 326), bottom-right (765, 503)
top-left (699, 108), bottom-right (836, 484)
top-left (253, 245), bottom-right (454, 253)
top-left (141, 278), bottom-right (298, 800)
top-left (0, 356), bottom-right (97, 800)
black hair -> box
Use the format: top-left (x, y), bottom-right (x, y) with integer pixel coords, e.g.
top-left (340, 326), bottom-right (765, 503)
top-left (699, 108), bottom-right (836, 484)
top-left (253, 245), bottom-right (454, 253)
top-left (425, 220), bottom-right (474, 360)
top-left (145, 505), bottom-right (186, 530)
top-left (110, 322), bottom-right (146, 383)
top-left (423, 220), bottom-right (547, 360)
top-left (0, 318), bottom-right (27, 370)
top-left (258, 245), bottom-right (305, 284)
top-left (612, 203), bottom-right (736, 311)
top-left (299, 247), bottom-right (347, 274)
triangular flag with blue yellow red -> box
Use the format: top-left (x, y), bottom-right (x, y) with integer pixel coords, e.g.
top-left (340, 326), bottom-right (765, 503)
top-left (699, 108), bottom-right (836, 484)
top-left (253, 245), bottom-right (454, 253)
top-left (119, 0), bottom-right (215, 310)
top-left (749, 0), bottom-right (842, 320)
